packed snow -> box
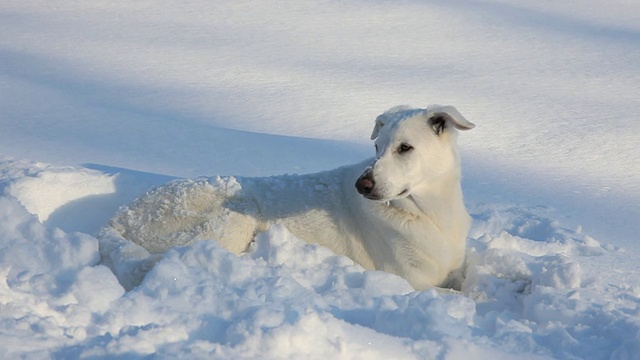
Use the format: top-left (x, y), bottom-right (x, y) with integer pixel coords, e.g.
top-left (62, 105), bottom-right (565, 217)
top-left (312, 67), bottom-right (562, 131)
top-left (1, 0), bottom-right (639, 359)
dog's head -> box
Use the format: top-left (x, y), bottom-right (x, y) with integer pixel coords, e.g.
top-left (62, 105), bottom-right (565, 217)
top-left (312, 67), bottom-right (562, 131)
top-left (355, 105), bottom-right (475, 201)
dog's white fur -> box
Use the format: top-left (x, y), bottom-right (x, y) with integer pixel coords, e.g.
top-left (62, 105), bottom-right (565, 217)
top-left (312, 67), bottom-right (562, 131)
top-left (104, 105), bottom-right (475, 290)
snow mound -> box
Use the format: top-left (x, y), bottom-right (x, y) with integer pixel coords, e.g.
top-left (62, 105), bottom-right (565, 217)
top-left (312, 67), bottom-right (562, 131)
top-left (1, 160), bottom-right (639, 359)
top-left (7, 166), bottom-right (115, 223)
top-left (463, 204), bottom-right (640, 359)
top-left (0, 196), bottom-right (124, 358)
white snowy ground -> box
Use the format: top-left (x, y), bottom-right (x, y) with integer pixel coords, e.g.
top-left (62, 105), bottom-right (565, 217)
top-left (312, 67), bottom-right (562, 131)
top-left (1, 1), bottom-right (639, 359)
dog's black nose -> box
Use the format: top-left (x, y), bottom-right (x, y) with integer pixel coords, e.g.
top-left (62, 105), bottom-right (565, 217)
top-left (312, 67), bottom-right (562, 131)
top-left (356, 173), bottom-right (375, 195)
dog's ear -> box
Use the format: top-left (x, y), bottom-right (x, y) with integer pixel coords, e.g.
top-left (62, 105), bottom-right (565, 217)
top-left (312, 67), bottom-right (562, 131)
top-left (428, 105), bottom-right (475, 135)
top-left (370, 117), bottom-right (385, 140)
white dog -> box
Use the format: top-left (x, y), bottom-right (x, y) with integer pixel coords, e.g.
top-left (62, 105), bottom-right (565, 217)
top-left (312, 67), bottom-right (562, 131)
top-left (101, 105), bottom-right (475, 290)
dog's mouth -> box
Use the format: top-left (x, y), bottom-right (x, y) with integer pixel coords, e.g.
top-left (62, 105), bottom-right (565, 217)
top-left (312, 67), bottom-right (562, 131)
top-left (362, 189), bottom-right (409, 202)
top-left (361, 193), bottom-right (383, 201)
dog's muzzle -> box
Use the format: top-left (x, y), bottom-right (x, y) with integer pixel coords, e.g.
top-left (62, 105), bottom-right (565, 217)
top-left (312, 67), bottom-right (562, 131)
top-left (355, 169), bottom-right (378, 199)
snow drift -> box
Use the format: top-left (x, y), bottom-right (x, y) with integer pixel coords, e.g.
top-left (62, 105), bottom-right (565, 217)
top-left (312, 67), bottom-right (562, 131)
top-left (1, 160), bottom-right (639, 359)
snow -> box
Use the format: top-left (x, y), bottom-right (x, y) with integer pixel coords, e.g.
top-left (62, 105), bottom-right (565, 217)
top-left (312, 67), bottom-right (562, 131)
top-left (1, 0), bottom-right (639, 358)
top-left (7, 164), bottom-right (116, 223)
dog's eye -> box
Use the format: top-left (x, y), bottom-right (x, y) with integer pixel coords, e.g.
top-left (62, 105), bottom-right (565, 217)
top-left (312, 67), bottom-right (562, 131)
top-left (398, 143), bottom-right (413, 154)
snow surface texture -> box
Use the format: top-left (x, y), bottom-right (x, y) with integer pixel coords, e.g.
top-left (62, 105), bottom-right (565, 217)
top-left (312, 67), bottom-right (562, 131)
top-left (1, 0), bottom-right (639, 359)
top-left (2, 160), bottom-right (639, 359)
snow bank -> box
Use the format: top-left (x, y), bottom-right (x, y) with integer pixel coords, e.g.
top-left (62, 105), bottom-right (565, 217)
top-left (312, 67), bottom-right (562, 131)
top-left (465, 204), bottom-right (640, 359)
top-left (1, 160), bottom-right (638, 359)
top-left (6, 166), bottom-right (115, 223)
top-left (0, 195), bottom-right (124, 357)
